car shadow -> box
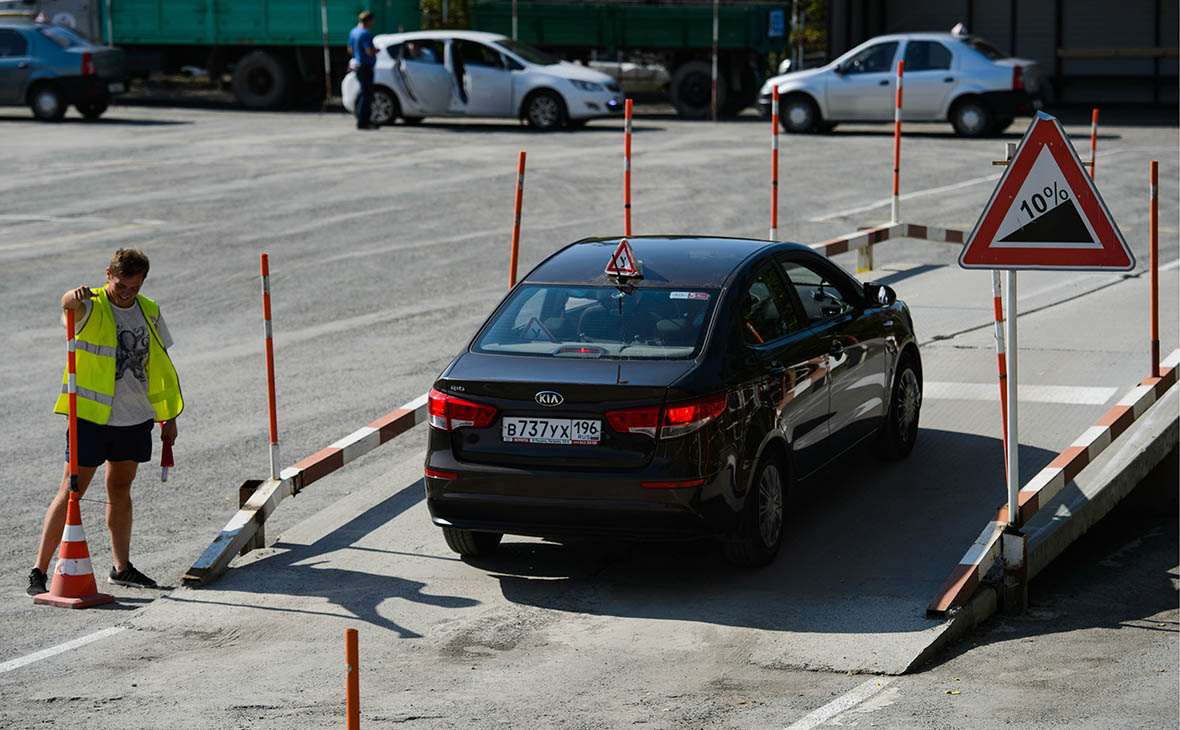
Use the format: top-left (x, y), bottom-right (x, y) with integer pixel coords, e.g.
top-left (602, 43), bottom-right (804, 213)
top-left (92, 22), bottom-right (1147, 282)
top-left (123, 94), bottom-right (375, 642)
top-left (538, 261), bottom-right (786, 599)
top-left (368, 119), bottom-right (664, 135)
top-left (0, 114), bottom-right (191, 126)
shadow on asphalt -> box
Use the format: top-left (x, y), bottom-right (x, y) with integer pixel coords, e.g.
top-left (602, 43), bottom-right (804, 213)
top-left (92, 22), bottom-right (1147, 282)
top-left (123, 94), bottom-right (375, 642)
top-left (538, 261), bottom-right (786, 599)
top-left (0, 114), bottom-right (192, 126)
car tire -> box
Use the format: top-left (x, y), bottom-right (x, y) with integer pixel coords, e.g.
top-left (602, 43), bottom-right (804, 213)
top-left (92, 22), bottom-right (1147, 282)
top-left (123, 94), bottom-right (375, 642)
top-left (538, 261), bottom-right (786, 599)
top-left (231, 51), bottom-right (290, 110)
top-left (442, 527), bottom-right (503, 556)
top-left (950, 98), bottom-right (993, 138)
top-left (874, 350), bottom-right (922, 461)
top-left (669, 60), bottom-right (725, 120)
top-left (524, 89), bottom-right (566, 131)
top-left (369, 86), bottom-right (398, 126)
top-left (77, 100), bottom-right (108, 120)
top-left (722, 455), bottom-right (786, 568)
top-left (781, 94), bottom-right (822, 134)
top-left (29, 83), bottom-right (66, 122)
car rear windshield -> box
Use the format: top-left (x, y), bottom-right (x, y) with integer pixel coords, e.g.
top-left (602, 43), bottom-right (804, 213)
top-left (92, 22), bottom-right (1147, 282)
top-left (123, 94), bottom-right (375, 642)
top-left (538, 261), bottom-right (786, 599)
top-left (960, 35), bottom-right (1007, 60)
top-left (473, 284), bottom-right (717, 360)
top-left (494, 39), bottom-right (558, 65)
top-left (39, 26), bottom-right (88, 49)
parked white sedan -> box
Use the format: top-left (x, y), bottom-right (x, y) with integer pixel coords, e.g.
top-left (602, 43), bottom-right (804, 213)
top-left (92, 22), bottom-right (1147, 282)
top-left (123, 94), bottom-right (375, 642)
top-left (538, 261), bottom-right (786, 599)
top-left (342, 30), bottom-right (623, 130)
top-left (758, 30), bottom-right (1044, 137)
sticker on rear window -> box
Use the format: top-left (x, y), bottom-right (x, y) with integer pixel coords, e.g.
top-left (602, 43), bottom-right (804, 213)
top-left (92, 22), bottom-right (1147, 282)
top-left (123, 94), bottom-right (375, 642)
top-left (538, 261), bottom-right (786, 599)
top-left (669, 292), bottom-right (710, 300)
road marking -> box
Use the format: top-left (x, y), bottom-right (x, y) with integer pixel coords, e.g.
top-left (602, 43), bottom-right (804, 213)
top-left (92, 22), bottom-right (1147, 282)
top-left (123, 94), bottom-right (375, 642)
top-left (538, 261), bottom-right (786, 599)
top-left (925, 382), bottom-right (1117, 405)
top-left (0, 626), bottom-right (124, 674)
top-left (809, 173), bottom-right (1001, 221)
top-left (784, 678), bottom-right (894, 730)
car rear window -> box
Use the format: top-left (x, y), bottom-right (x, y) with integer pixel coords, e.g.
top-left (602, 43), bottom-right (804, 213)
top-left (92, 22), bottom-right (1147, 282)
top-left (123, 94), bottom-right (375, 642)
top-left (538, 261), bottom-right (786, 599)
top-left (39, 26), bottom-right (88, 49)
top-left (473, 284), bottom-right (717, 360)
top-left (960, 36), bottom-right (1008, 60)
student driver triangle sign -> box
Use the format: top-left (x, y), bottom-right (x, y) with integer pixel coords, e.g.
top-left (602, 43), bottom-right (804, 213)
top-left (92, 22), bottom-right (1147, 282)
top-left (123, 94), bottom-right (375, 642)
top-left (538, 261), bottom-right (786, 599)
top-left (960, 112), bottom-right (1134, 271)
top-left (605, 238), bottom-right (640, 276)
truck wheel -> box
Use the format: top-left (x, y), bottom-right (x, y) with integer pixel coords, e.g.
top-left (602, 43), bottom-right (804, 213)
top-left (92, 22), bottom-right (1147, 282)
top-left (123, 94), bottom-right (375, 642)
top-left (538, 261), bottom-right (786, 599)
top-left (369, 87), bottom-right (398, 126)
top-left (231, 51), bottom-right (290, 109)
top-left (77, 100), bottom-right (108, 120)
top-left (669, 60), bottom-right (726, 120)
top-left (29, 83), bottom-right (66, 122)
top-left (524, 89), bottom-right (565, 130)
top-left (442, 527), bottom-right (502, 556)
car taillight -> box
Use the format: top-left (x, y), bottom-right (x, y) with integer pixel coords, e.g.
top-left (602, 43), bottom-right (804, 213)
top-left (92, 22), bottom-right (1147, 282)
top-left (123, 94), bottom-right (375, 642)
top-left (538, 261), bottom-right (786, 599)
top-left (1012, 65), bottom-right (1023, 90)
top-left (606, 393), bottom-right (727, 440)
top-left (605, 405), bottom-right (660, 438)
top-left (662, 393), bottom-right (727, 439)
top-left (82, 52), bottom-right (95, 76)
top-left (428, 388), bottom-right (497, 431)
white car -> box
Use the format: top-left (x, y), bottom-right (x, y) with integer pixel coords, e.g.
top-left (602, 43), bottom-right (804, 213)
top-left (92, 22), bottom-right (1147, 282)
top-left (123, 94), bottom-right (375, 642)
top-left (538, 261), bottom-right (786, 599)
top-left (342, 30), bottom-right (623, 130)
top-left (758, 31), bottom-right (1044, 137)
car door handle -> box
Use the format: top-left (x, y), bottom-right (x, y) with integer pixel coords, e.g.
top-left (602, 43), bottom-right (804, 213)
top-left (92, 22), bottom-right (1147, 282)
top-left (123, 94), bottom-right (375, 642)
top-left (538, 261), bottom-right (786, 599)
top-left (943, 77), bottom-right (954, 83)
top-left (18, 61), bottom-right (29, 69)
top-left (878, 80), bottom-right (889, 86)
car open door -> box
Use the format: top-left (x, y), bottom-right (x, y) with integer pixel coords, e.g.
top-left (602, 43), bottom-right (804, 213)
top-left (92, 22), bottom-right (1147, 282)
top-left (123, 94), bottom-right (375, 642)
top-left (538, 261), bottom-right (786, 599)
top-left (392, 39), bottom-right (452, 115)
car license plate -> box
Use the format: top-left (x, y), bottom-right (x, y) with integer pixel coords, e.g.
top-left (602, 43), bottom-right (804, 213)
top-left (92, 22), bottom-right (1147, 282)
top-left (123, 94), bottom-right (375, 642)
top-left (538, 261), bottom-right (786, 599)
top-left (502, 417), bottom-right (600, 445)
top-left (108, 81), bottom-right (125, 93)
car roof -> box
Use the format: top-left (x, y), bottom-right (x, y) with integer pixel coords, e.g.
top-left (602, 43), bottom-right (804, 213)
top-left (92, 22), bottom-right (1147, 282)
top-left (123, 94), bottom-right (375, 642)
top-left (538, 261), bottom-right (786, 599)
top-left (374, 29), bottom-right (508, 46)
top-left (525, 236), bottom-right (814, 289)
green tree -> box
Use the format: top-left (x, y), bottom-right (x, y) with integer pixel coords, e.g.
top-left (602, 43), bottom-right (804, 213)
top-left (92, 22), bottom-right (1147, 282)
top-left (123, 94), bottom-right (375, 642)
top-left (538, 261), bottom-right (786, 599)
top-left (420, 0), bottom-right (472, 30)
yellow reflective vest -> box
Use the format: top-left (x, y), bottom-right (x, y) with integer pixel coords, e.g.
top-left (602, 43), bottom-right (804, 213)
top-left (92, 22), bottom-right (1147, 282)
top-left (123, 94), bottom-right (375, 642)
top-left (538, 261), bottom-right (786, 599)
top-left (53, 287), bottom-right (183, 425)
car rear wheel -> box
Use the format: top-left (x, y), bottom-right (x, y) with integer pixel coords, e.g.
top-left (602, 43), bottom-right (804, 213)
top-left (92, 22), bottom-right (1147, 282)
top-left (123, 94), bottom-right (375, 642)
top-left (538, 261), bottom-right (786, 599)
top-left (874, 351), bottom-right (922, 460)
top-left (524, 90), bottom-right (565, 131)
top-left (781, 94), bottom-right (822, 134)
top-left (369, 87), bottom-right (398, 126)
top-left (722, 456), bottom-right (785, 567)
top-left (30, 84), bottom-right (66, 122)
top-left (442, 527), bottom-right (503, 556)
top-left (77, 100), bottom-right (108, 120)
top-left (950, 98), bottom-right (993, 138)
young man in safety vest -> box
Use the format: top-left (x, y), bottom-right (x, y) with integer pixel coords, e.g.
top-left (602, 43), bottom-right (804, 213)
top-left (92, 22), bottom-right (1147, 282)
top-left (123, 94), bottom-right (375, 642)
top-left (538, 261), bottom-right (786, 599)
top-left (27, 248), bottom-right (183, 596)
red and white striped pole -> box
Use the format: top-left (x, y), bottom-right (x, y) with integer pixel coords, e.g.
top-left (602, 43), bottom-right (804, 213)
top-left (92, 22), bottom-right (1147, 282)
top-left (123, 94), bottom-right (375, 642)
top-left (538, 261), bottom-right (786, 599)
top-left (260, 253), bottom-right (280, 480)
top-left (509, 150), bottom-right (526, 287)
top-left (991, 270), bottom-right (1009, 474)
top-left (769, 86), bottom-right (779, 241)
top-left (1088, 108), bottom-right (1099, 181)
top-left (1150, 160), bottom-right (1159, 377)
top-left (891, 60), bottom-right (904, 224)
top-left (66, 309), bottom-right (79, 495)
top-left (624, 98), bottom-right (633, 237)
top-left (346, 628), bottom-right (359, 730)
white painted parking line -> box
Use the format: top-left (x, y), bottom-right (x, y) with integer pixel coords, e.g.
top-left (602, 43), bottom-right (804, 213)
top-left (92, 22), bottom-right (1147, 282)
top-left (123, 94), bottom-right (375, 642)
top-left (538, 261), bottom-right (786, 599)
top-left (925, 382), bottom-right (1118, 405)
top-left (0, 626), bottom-right (125, 674)
top-left (784, 678), bottom-right (894, 730)
top-left (808, 173), bottom-right (1002, 222)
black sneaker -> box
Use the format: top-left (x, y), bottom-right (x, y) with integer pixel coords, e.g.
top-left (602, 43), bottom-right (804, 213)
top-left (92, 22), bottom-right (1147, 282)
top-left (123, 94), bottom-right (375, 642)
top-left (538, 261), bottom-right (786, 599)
top-left (108, 563), bottom-right (157, 588)
top-left (26, 568), bottom-right (48, 596)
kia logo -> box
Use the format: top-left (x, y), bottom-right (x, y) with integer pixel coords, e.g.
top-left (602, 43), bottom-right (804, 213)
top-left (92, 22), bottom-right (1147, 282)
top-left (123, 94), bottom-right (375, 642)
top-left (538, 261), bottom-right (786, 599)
top-left (535, 391), bottom-right (563, 407)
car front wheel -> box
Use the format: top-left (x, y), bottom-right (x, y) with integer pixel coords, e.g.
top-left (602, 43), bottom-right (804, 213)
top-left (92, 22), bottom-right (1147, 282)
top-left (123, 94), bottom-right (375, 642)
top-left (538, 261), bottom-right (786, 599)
top-left (30, 84), bottom-right (66, 122)
top-left (723, 456), bottom-right (785, 567)
top-left (874, 351), bottom-right (922, 460)
top-left (442, 527), bottom-right (503, 556)
top-left (781, 94), bottom-right (822, 134)
top-left (524, 90), bottom-right (565, 131)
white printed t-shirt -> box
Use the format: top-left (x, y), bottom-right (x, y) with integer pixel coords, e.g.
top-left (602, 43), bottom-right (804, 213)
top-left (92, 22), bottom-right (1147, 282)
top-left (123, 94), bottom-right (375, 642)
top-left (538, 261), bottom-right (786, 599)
top-left (63, 298), bottom-right (175, 426)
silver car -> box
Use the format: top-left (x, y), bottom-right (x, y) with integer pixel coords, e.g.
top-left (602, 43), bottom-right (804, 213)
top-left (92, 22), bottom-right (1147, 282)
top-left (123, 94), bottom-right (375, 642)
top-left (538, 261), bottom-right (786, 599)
top-left (342, 30), bottom-right (623, 130)
top-left (758, 31), bottom-right (1043, 137)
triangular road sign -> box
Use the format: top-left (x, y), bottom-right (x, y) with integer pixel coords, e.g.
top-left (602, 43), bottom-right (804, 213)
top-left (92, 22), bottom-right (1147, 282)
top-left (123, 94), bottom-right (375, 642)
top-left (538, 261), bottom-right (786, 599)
top-left (522, 317), bottom-right (556, 342)
top-left (605, 238), bottom-right (641, 277)
top-left (960, 112), bottom-right (1134, 271)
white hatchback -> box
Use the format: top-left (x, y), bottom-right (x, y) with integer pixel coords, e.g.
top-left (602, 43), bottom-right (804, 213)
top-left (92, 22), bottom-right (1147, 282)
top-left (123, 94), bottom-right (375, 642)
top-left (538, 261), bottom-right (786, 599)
top-left (342, 30), bottom-right (623, 130)
top-left (758, 30), bottom-right (1044, 138)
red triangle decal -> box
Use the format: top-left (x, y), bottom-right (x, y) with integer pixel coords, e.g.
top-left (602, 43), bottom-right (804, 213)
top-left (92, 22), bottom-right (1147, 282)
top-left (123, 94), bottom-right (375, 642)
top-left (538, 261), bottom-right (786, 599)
top-left (605, 238), bottom-right (640, 276)
top-left (960, 113), bottom-right (1134, 271)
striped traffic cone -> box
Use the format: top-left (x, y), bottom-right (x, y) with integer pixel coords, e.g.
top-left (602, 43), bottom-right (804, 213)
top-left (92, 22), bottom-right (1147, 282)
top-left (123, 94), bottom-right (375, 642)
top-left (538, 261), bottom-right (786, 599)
top-left (33, 493), bottom-right (114, 609)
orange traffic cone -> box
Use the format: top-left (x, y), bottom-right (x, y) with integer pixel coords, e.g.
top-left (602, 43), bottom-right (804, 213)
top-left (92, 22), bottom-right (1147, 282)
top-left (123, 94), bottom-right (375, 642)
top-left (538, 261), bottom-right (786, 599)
top-left (33, 493), bottom-right (114, 609)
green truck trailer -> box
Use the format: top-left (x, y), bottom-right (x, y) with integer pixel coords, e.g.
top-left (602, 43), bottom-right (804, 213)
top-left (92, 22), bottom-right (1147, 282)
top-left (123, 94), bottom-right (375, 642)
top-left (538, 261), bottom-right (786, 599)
top-left (470, 0), bottom-right (790, 118)
top-left (14, 0), bottom-right (419, 107)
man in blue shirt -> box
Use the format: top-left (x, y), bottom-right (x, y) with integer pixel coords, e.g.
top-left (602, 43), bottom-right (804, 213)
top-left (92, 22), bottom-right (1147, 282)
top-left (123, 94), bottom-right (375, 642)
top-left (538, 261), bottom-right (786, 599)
top-left (348, 11), bottom-right (378, 129)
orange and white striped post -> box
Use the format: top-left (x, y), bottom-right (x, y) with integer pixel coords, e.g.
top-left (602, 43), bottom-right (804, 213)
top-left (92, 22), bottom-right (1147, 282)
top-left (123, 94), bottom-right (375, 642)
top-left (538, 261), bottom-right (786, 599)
top-left (509, 150), bottom-right (526, 287)
top-left (1150, 160), bottom-right (1159, 377)
top-left (346, 628), bottom-right (359, 730)
top-left (1088, 108), bottom-right (1099, 180)
top-left (624, 98), bottom-right (633, 237)
top-left (260, 253), bottom-right (280, 480)
top-left (890, 60), bottom-right (904, 224)
top-left (769, 86), bottom-right (779, 241)
top-left (991, 270), bottom-right (1009, 473)
top-left (33, 309), bottom-right (114, 609)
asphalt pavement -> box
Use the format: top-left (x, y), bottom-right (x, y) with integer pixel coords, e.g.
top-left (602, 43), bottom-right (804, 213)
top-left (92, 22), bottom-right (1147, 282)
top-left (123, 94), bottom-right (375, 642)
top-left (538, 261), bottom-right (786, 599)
top-left (0, 101), bottom-right (1175, 728)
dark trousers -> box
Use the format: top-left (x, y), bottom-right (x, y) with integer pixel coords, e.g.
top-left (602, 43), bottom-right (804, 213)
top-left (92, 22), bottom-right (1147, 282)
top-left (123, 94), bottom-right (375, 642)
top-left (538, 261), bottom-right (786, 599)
top-left (355, 64), bottom-right (374, 127)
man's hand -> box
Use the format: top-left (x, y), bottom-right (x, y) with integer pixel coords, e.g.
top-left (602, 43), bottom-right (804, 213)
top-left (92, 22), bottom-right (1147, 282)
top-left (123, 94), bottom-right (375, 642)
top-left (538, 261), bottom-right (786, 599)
top-left (161, 419), bottom-right (178, 442)
top-left (61, 286), bottom-right (94, 312)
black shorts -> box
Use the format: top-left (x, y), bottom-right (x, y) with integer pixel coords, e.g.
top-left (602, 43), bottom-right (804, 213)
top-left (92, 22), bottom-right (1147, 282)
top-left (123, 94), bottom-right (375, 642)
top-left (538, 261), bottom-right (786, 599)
top-left (65, 419), bottom-right (154, 468)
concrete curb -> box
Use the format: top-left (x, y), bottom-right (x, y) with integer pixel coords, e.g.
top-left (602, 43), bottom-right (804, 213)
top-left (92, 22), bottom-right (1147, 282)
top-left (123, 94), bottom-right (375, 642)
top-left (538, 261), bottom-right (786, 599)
top-left (906, 385), bottom-right (1178, 673)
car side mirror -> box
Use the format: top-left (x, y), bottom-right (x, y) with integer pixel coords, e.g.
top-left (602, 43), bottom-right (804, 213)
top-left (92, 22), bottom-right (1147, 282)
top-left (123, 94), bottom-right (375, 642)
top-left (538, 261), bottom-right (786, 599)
top-left (863, 282), bottom-right (896, 307)
top-left (833, 62), bottom-right (847, 75)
